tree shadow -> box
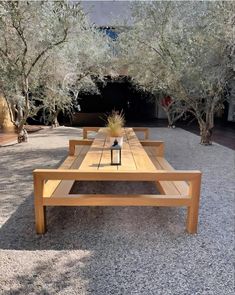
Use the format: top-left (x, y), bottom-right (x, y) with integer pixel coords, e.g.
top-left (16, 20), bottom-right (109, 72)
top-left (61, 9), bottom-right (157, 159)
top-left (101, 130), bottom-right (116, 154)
top-left (0, 181), bottom-right (186, 251)
top-left (0, 182), bottom-right (188, 294)
top-left (1, 128), bottom-right (234, 294)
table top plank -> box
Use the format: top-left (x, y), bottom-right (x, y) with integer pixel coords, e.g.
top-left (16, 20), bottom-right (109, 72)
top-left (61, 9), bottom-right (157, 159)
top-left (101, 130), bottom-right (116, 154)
top-left (125, 128), bottom-right (156, 171)
top-left (114, 129), bottom-right (136, 171)
top-left (78, 130), bottom-right (106, 171)
top-left (79, 128), bottom-right (156, 172)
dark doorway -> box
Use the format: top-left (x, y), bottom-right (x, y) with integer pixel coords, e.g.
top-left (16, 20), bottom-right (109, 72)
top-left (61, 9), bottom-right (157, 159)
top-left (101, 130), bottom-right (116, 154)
top-left (72, 76), bottom-right (155, 126)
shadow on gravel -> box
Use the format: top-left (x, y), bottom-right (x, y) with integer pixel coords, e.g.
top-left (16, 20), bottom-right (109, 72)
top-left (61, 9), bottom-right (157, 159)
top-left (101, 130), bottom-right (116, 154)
top-left (0, 183), bottom-right (185, 251)
top-left (0, 127), bottom-right (234, 295)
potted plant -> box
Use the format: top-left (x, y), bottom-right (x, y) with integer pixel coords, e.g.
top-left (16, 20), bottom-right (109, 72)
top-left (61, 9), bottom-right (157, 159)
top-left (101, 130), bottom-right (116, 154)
top-left (106, 110), bottom-right (125, 146)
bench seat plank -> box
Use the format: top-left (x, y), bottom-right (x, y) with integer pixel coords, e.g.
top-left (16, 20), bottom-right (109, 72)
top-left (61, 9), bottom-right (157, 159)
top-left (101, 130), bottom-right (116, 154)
top-left (125, 128), bottom-right (156, 171)
top-left (142, 143), bottom-right (189, 196)
top-left (49, 145), bottom-right (91, 198)
top-left (149, 155), bottom-right (180, 195)
top-left (145, 153), bottom-right (189, 196)
top-left (43, 156), bottom-right (77, 198)
top-left (45, 194), bottom-right (191, 206)
top-left (156, 157), bottom-right (189, 195)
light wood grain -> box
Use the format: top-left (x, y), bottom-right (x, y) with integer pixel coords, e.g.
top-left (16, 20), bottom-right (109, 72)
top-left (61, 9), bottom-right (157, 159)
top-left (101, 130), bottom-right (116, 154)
top-left (69, 139), bottom-right (93, 155)
top-left (186, 174), bottom-right (202, 233)
top-left (44, 194), bottom-right (191, 206)
top-left (125, 128), bottom-right (156, 171)
top-left (141, 140), bottom-right (165, 156)
top-left (33, 127), bottom-right (202, 234)
top-left (83, 127), bottom-right (100, 139)
top-left (34, 169), bottom-right (201, 181)
top-left (132, 127), bottom-right (149, 140)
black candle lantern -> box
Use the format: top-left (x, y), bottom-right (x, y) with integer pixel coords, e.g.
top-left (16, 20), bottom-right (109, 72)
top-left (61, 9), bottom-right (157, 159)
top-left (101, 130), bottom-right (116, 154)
top-left (111, 139), bottom-right (121, 165)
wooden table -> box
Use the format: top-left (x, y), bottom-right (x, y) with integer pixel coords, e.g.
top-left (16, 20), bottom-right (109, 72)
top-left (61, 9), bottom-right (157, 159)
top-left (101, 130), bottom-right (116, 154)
top-left (34, 128), bottom-right (201, 234)
top-left (80, 128), bottom-right (156, 172)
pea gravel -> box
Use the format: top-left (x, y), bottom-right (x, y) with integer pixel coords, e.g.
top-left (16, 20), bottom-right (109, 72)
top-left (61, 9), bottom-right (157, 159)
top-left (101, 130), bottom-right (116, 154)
top-left (0, 126), bottom-right (234, 295)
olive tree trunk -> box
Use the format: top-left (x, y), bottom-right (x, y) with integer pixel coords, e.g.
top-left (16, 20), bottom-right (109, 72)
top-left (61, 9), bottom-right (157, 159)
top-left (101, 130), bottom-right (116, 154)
top-left (52, 116), bottom-right (59, 128)
top-left (51, 110), bottom-right (60, 128)
top-left (166, 111), bottom-right (174, 128)
top-left (198, 108), bottom-right (214, 145)
top-left (17, 125), bottom-right (28, 143)
top-left (199, 123), bottom-right (213, 145)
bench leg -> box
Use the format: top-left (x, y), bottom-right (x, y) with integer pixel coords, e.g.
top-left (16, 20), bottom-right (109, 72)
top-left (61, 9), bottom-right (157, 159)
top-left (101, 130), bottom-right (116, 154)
top-left (186, 176), bottom-right (201, 234)
top-left (35, 204), bottom-right (46, 234)
top-left (34, 174), bottom-right (47, 234)
top-left (145, 129), bottom-right (149, 140)
top-left (83, 129), bottom-right (87, 139)
top-left (186, 206), bottom-right (198, 234)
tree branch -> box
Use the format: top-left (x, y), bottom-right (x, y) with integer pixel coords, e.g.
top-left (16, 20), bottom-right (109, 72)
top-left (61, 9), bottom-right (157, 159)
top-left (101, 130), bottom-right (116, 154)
top-left (26, 28), bottom-right (68, 77)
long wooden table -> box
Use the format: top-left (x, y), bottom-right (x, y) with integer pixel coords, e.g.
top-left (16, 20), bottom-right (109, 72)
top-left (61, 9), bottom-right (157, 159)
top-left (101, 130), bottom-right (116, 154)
top-left (33, 128), bottom-right (202, 234)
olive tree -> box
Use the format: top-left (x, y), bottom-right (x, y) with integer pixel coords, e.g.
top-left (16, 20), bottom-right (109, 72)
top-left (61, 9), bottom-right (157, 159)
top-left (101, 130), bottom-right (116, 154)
top-left (0, 0), bottom-right (84, 142)
top-left (119, 1), bottom-right (233, 144)
top-left (36, 23), bottom-right (114, 127)
top-left (159, 95), bottom-right (187, 128)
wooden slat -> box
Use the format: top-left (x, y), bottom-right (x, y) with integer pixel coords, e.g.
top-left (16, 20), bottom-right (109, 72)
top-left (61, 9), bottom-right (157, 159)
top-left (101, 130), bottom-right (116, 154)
top-left (125, 128), bottom-right (156, 171)
top-left (51, 145), bottom-right (91, 198)
top-left (44, 194), bottom-right (191, 206)
top-left (78, 130), bottom-right (105, 171)
top-left (118, 140), bottom-right (137, 171)
top-left (156, 157), bottom-right (189, 195)
top-left (83, 127), bottom-right (100, 139)
top-left (92, 130), bottom-right (137, 171)
top-left (147, 155), bottom-right (179, 195)
top-left (43, 156), bottom-right (77, 198)
top-left (144, 147), bottom-right (157, 157)
top-left (34, 169), bottom-right (201, 181)
top-left (141, 140), bottom-right (164, 156)
top-left (141, 140), bottom-right (165, 147)
top-left (132, 127), bottom-right (149, 140)
top-left (141, 147), bottom-right (189, 195)
top-left (69, 139), bottom-right (93, 155)
top-left (79, 128), bottom-right (145, 172)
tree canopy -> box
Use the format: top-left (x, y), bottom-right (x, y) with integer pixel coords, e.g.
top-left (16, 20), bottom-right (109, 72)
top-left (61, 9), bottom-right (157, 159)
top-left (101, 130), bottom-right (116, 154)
top-left (118, 1), bottom-right (234, 144)
top-left (0, 0), bottom-right (114, 141)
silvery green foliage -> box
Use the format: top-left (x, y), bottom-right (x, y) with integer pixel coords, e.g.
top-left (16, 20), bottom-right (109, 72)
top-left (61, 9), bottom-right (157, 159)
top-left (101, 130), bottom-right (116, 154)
top-left (36, 21), bottom-right (114, 123)
top-left (0, 1), bottom-right (115, 133)
top-left (0, 0), bottom-right (84, 135)
top-left (60, 24), bottom-right (114, 101)
top-left (118, 1), bottom-right (233, 142)
top-left (120, 1), bottom-right (232, 92)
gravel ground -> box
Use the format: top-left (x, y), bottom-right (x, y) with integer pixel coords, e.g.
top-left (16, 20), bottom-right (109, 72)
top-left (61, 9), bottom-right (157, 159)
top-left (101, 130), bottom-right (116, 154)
top-left (0, 127), bottom-right (234, 295)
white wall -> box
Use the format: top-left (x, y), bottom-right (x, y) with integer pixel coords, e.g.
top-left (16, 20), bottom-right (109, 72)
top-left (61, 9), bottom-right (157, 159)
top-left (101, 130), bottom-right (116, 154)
top-left (81, 1), bottom-right (131, 26)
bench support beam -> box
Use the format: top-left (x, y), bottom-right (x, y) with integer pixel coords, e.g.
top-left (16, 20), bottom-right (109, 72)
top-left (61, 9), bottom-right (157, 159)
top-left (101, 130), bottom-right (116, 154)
top-left (34, 176), bottom-right (47, 234)
top-left (186, 175), bottom-right (201, 233)
top-left (83, 127), bottom-right (99, 139)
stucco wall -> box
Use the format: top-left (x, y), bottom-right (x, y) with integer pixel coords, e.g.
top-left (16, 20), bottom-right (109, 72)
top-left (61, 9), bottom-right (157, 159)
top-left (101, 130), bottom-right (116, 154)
top-left (0, 96), bottom-right (15, 132)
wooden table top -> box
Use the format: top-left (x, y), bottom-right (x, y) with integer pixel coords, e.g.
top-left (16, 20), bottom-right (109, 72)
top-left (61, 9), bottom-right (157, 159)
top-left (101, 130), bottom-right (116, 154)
top-left (79, 128), bottom-right (156, 172)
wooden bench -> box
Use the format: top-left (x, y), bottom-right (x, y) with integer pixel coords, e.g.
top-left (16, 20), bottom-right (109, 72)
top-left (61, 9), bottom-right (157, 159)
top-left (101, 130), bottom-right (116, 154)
top-left (141, 140), bottom-right (189, 195)
top-left (34, 139), bottom-right (93, 234)
top-left (33, 129), bottom-right (201, 235)
top-left (83, 126), bottom-right (149, 140)
top-left (140, 139), bottom-right (201, 233)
